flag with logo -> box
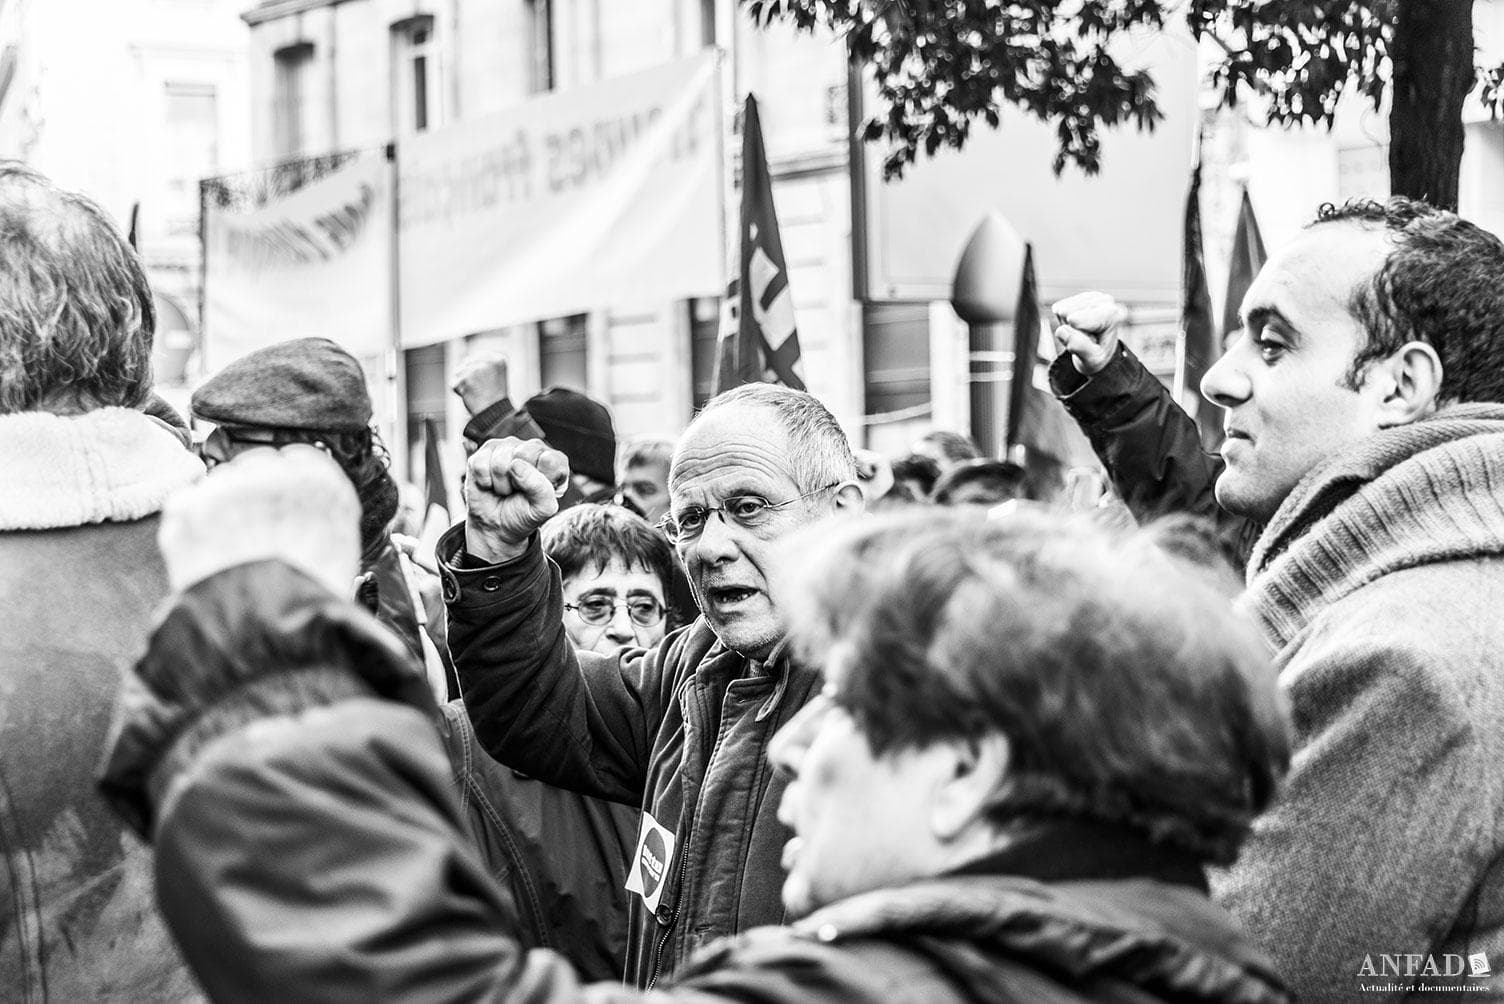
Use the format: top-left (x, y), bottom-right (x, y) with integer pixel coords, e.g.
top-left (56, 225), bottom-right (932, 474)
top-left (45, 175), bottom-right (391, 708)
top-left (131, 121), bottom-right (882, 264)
top-left (1176, 159), bottom-right (1219, 451)
top-left (712, 94), bottom-right (806, 395)
top-left (1222, 188), bottom-right (1267, 343)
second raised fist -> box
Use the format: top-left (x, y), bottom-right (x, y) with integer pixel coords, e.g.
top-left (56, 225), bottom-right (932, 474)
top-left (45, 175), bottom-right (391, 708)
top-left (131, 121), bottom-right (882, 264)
top-left (464, 437), bottom-right (572, 564)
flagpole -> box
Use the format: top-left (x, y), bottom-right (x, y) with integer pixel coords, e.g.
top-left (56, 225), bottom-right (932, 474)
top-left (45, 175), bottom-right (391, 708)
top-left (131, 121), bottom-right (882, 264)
top-left (715, 46), bottom-right (730, 319)
top-left (197, 178), bottom-right (210, 382)
top-left (1175, 124), bottom-right (1209, 411)
top-left (387, 140), bottom-right (408, 481)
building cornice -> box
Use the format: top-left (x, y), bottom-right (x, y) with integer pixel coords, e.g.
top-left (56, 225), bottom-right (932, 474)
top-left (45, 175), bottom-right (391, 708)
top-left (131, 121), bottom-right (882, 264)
top-left (768, 145), bottom-right (848, 182)
top-left (241, 0), bottom-right (343, 28)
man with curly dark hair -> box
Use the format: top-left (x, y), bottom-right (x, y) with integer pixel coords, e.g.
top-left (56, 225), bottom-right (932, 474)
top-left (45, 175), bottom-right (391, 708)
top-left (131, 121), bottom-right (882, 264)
top-left (1052, 197), bottom-right (1504, 998)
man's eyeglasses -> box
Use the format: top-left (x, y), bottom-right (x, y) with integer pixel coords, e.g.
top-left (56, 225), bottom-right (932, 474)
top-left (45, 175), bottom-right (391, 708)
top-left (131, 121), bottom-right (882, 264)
top-left (656, 483), bottom-right (840, 542)
top-left (564, 595), bottom-right (666, 628)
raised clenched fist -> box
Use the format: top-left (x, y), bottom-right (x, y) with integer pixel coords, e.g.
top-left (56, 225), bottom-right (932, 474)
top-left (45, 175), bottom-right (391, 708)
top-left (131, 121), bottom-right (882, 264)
top-left (463, 436), bottom-right (572, 564)
top-left (452, 352), bottom-right (511, 418)
top-left (1051, 291), bottom-right (1128, 378)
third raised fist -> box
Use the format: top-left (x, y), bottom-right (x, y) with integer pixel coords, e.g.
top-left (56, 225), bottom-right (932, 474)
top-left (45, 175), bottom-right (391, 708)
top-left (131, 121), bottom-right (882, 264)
top-left (1052, 291), bottom-right (1127, 377)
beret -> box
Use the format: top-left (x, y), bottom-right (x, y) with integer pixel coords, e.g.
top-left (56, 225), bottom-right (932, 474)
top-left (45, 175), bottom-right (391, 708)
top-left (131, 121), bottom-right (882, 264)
top-left (192, 338), bottom-right (373, 433)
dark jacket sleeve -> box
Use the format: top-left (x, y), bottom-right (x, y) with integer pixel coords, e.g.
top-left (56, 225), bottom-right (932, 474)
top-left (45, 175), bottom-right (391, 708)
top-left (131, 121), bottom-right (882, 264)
top-left (159, 722), bottom-right (928, 1004)
top-left (440, 525), bottom-right (678, 806)
top-left (94, 561), bottom-right (530, 1002)
top-left (1049, 346), bottom-right (1260, 564)
top-left (154, 699), bottom-right (540, 1003)
top-left (1049, 345), bottom-right (1223, 520)
top-left (153, 719), bottom-right (921, 1004)
top-left (463, 395), bottom-right (552, 448)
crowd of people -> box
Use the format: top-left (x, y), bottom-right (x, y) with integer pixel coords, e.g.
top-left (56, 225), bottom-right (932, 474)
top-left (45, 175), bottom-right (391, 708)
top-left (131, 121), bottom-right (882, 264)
top-left (4, 155), bottom-right (1504, 1003)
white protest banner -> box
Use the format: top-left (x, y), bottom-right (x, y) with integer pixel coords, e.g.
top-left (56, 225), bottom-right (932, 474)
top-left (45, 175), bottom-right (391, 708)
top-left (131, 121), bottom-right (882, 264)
top-left (204, 152), bottom-right (392, 369)
top-left (398, 51), bottom-right (722, 347)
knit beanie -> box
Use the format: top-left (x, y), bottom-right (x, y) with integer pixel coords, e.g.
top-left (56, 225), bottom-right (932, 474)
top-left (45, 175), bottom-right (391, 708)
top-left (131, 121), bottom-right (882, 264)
top-left (524, 387), bottom-right (616, 485)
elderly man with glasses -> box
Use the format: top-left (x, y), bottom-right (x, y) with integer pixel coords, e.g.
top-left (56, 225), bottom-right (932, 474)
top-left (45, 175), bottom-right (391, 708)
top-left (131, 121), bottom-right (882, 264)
top-left (438, 383), bottom-right (865, 987)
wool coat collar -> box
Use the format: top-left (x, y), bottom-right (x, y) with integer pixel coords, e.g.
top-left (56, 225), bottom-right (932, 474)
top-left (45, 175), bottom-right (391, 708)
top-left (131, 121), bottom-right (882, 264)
top-left (1244, 403), bottom-right (1504, 649)
top-left (0, 407), bottom-right (204, 530)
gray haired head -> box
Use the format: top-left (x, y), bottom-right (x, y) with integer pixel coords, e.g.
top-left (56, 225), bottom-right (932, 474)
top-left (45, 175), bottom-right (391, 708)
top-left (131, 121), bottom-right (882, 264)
top-left (681, 383), bottom-right (856, 491)
top-left (0, 162), bottom-right (155, 415)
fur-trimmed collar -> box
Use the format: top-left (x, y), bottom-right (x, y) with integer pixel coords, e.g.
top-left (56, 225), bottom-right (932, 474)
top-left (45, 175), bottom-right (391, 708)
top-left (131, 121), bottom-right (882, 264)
top-left (0, 407), bottom-right (204, 530)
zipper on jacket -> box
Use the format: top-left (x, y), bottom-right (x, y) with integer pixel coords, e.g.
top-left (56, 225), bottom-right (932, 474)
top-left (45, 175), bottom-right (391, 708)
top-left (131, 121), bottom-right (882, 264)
top-left (644, 846), bottom-right (691, 990)
top-left (646, 683), bottom-right (728, 991)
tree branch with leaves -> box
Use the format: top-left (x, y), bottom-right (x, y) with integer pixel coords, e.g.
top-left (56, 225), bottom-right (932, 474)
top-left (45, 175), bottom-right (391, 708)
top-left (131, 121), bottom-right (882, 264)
top-left (745, 0), bottom-right (1491, 209)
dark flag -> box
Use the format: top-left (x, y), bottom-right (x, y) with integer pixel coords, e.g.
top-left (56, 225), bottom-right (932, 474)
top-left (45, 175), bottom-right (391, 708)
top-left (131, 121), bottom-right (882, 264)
top-left (1006, 245), bottom-right (1043, 454)
top-left (713, 276), bottom-right (741, 392)
top-left (421, 417), bottom-right (449, 532)
top-left (1222, 188), bottom-right (1267, 342)
top-left (712, 94), bottom-right (806, 395)
top-left (1176, 160), bottom-right (1219, 451)
top-left (1009, 245), bottom-right (1096, 491)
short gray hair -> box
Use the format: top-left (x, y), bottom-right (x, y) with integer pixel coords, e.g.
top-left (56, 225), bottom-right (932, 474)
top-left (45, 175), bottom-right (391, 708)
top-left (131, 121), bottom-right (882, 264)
top-left (682, 383), bottom-right (856, 491)
top-left (0, 162), bottom-right (154, 414)
top-left (618, 436), bottom-right (675, 474)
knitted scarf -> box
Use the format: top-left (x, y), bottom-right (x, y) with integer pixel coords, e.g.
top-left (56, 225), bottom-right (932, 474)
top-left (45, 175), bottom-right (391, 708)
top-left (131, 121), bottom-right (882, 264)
top-left (1244, 403), bottom-right (1504, 650)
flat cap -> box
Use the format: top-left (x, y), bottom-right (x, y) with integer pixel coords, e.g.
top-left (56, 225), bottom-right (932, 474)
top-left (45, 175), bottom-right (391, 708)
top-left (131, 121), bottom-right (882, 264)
top-left (192, 337), bottom-right (373, 433)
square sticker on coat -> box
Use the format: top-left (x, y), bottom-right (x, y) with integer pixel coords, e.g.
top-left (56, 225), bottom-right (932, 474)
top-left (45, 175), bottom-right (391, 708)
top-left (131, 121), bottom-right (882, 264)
top-left (624, 809), bottom-right (676, 913)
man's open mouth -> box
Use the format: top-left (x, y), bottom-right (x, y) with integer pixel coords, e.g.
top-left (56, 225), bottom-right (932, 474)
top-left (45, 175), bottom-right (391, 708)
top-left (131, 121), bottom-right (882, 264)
top-left (708, 586), bottom-right (757, 605)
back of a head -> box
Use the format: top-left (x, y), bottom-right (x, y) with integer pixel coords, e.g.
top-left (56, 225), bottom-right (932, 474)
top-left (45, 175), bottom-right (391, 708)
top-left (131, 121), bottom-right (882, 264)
top-left (618, 437), bottom-right (675, 474)
top-left (0, 163), bottom-right (155, 414)
top-left (782, 509), bottom-right (1290, 866)
top-left (540, 503), bottom-right (674, 588)
top-left (931, 458), bottom-right (1027, 506)
top-left (891, 453), bottom-right (942, 498)
top-left (685, 383), bottom-right (856, 491)
top-left (917, 429), bottom-right (982, 465)
top-left (1312, 197), bottom-right (1504, 404)
top-left (1142, 513), bottom-right (1244, 596)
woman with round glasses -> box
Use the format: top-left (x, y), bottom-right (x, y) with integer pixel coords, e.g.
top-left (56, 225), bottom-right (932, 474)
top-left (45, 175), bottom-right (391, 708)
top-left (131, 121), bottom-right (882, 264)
top-left (542, 504), bottom-right (675, 654)
top-left (437, 501), bottom-right (675, 982)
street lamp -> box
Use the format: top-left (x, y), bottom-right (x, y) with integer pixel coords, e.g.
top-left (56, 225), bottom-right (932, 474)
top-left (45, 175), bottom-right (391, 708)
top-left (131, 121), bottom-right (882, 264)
top-left (951, 211), bottom-right (1026, 458)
